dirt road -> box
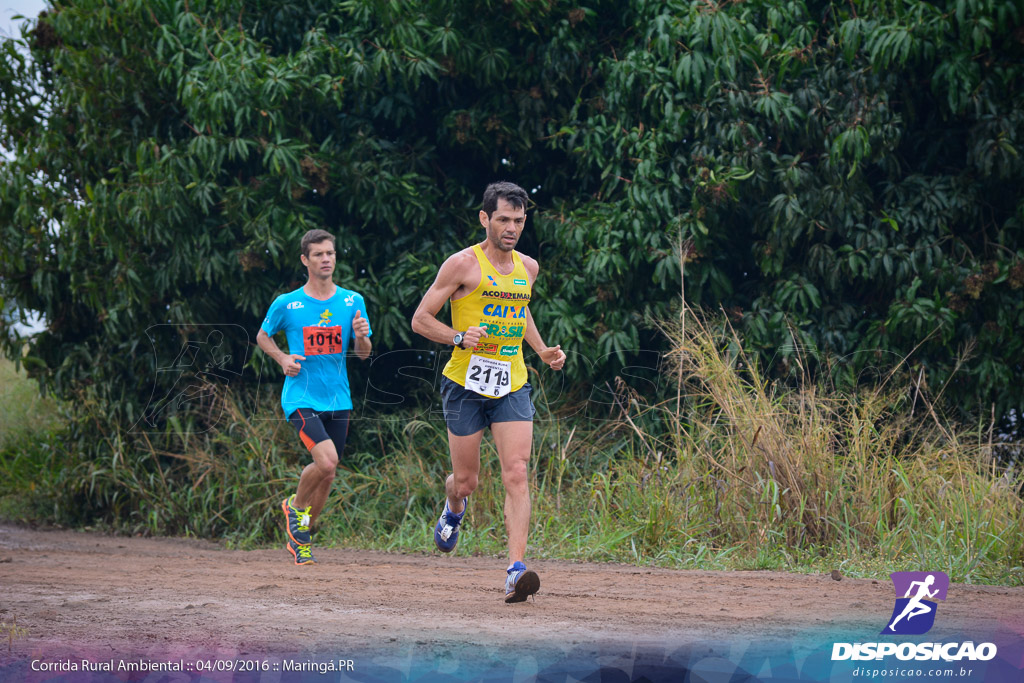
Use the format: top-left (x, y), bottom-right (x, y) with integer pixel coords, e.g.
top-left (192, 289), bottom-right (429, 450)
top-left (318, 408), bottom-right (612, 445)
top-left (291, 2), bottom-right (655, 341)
top-left (0, 524), bottom-right (1021, 682)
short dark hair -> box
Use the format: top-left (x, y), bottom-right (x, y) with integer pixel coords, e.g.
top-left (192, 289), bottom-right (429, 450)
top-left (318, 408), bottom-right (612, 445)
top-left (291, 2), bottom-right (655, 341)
top-left (481, 182), bottom-right (528, 218)
top-left (301, 229), bottom-right (336, 257)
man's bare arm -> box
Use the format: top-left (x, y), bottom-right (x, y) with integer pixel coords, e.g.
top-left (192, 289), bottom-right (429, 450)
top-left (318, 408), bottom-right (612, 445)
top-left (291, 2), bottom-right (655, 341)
top-left (520, 259), bottom-right (566, 371)
top-left (353, 335), bottom-right (372, 360)
top-left (256, 328), bottom-right (305, 377)
top-left (523, 306), bottom-right (547, 352)
top-left (352, 310), bottom-right (372, 360)
top-left (411, 253), bottom-right (489, 348)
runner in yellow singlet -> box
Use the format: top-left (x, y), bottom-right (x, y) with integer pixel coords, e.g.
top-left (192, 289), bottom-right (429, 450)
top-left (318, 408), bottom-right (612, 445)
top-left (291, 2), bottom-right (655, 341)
top-left (411, 182), bottom-right (566, 603)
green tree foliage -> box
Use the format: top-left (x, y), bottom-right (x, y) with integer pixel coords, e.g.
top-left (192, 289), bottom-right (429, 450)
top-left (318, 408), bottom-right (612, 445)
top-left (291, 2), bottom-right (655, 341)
top-left (540, 0), bottom-right (1024, 423)
top-left (1, 0), bottom-right (1022, 428)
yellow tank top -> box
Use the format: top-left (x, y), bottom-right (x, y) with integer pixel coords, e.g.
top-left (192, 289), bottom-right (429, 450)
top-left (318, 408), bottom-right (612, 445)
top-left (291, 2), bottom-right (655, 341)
top-left (442, 245), bottom-right (532, 396)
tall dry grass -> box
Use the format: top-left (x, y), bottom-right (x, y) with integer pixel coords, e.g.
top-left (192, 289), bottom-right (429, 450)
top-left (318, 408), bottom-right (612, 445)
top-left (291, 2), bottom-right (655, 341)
top-left (2, 320), bottom-right (1021, 583)
top-left (650, 306), bottom-right (1024, 580)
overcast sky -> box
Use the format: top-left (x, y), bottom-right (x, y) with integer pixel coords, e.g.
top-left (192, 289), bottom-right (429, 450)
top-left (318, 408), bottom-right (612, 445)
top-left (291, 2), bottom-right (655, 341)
top-left (1, 0), bottom-right (48, 41)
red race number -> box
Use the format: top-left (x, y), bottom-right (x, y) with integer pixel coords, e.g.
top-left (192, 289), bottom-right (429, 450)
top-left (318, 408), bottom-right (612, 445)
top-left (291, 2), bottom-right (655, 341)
top-left (302, 325), bottom-right (344, 356)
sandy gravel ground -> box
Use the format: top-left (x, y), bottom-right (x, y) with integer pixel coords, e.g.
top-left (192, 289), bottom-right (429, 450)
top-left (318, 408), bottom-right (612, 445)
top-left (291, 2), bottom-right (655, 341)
top-left (0, 524), bottom-right (1021, 681)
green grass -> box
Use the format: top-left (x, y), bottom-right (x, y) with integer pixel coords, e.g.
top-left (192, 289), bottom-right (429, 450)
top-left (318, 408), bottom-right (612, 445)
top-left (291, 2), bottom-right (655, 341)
top-left (0, 358), bottom-right (63, 521)
top-left (312, 308), bottom-right (1024, 585)
top-left (1, 320), bottom-right (1022, 586)
top-left (0, 358), bottom-right (59, 450)
top-left (310, 418), bottom-right (1022, 585)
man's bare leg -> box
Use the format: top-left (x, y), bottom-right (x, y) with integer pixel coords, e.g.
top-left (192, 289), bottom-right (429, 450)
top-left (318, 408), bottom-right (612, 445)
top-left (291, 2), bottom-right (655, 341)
top-left (294, 439), bottom-right (339, 521)
top-left (445, 429), bottom-right (484, 514)
top-left (491, 420), bottom-right (533, 565)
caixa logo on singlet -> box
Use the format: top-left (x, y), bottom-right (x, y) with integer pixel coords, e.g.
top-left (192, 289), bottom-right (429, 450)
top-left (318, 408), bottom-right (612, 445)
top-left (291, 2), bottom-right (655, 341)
top-left (882, 571), bottom-right (949, 635)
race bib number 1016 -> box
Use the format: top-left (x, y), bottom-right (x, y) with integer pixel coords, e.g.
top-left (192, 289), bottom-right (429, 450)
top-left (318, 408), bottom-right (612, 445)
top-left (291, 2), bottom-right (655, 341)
top-left (303, 325), bottom-right (344, 356)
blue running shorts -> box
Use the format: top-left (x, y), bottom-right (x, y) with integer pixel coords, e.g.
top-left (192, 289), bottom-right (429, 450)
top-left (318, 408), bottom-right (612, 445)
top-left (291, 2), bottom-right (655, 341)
top-left (440, 377), bottom-right (535, 437)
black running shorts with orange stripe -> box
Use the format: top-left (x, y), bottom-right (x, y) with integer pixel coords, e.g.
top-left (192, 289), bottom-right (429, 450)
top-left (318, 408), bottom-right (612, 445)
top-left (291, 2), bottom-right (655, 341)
top-left (287, 408), bottom-right (350, 453)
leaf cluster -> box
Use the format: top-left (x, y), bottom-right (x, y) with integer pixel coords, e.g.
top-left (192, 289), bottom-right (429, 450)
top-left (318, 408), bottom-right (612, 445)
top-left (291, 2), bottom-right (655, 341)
top-left (1, 0), bottom-right (1022, 430)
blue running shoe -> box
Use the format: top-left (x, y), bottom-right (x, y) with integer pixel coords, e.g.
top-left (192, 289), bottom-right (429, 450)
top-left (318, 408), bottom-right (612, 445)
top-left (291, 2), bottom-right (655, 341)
top-left (282, 495), bottom-right (311, 546)
top-left (286, 539), bottom-right (316, 566)
top-left (433, 498), bottom-right (467, 553)
top-left (504, 561), bottom-right (540, 603)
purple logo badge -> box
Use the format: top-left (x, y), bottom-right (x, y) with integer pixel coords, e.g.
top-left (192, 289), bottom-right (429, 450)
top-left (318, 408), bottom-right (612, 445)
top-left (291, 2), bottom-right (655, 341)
top-left (881, 571), bottom-right (949, 635)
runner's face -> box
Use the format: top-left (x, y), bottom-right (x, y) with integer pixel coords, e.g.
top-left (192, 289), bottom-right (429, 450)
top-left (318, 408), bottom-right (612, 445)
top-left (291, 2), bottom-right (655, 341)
top-left (481, 198), bottom-right (526, 252)
top-left (301, 240), bottom-right (336, 280)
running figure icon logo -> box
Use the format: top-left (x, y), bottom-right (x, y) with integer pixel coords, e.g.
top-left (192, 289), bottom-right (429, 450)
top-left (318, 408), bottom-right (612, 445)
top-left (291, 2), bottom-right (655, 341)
top-left (881, 571), bottom-right (949, 635)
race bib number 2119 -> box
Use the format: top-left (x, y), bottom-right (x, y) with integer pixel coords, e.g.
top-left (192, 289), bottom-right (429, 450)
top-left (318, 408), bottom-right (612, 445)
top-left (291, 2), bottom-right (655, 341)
top-left (466, 355), bottom-right (512, 397)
